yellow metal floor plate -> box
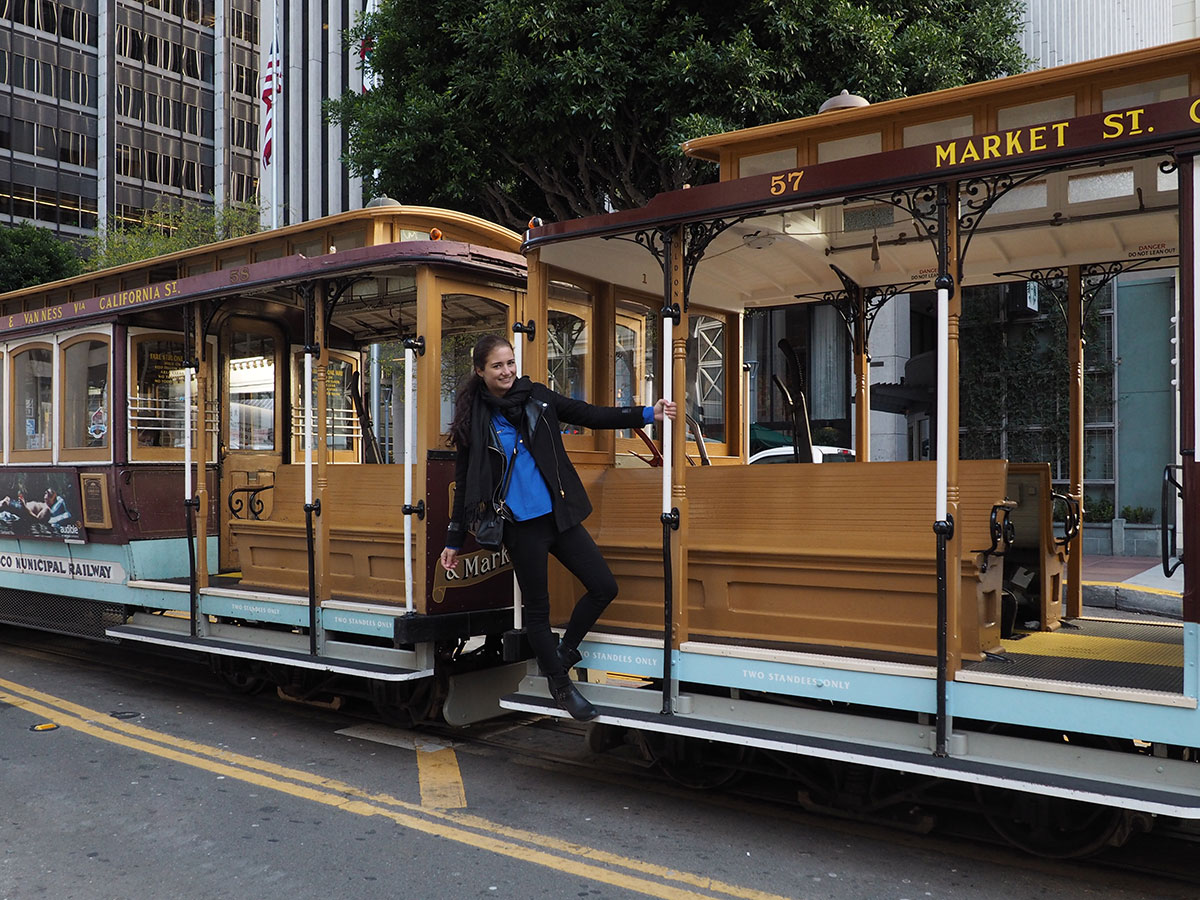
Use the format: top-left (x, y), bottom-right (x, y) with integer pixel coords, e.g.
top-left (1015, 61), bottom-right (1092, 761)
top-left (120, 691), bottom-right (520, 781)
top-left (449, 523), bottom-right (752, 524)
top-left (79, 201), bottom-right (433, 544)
top-left (1001, 631), bottom-right (1182, 667)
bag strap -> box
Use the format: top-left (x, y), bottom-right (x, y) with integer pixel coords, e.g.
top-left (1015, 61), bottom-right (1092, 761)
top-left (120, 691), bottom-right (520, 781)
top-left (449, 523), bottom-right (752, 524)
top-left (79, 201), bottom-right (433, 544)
top-left (496, 443), bottom-right (519, 503)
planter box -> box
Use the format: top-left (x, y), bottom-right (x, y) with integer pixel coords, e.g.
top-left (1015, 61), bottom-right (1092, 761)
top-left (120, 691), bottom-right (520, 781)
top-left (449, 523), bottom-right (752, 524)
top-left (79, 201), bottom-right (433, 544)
top-left (1081, 519), bottom-right (1161, 557)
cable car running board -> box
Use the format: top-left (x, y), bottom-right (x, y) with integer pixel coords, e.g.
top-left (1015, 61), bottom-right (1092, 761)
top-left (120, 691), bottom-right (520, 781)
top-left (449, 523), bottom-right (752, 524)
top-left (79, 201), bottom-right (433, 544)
top-left (105, 624), bottom-right (432, 682)
top-left (501, 688), bottom-right (1200, 819)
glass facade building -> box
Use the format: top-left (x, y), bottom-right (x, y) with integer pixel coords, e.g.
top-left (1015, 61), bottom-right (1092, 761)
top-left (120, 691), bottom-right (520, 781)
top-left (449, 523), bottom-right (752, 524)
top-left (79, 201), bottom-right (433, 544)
top-left (1, 0), bottom-right (365, 236)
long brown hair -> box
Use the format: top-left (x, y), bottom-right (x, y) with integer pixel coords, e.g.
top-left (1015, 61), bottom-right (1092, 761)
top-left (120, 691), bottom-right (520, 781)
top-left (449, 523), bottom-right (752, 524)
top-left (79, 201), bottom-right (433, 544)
top-left (447, 334), bottom-right (513, 447)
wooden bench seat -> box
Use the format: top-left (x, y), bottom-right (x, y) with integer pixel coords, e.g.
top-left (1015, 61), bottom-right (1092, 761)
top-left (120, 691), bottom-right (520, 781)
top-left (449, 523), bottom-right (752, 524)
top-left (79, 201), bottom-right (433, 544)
top-left (1005, 462), bottom-right (1066, 631)
top-left (556, 460), bottom-right (1009, 663)
top-left (231, 465), bottom-right (411, 603)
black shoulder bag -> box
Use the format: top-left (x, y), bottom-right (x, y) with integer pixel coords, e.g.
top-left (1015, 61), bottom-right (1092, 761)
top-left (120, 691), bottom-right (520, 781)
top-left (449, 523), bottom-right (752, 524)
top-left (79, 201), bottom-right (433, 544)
top-left (473, 443), bottom-right (519, 551)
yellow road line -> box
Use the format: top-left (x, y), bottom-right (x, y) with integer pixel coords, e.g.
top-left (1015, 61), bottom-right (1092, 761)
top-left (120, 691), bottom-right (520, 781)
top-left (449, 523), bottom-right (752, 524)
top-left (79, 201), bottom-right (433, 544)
top-left (417, 746), bottom-right (467, 809)
top-left (0, 677), bottom-right (794, 900)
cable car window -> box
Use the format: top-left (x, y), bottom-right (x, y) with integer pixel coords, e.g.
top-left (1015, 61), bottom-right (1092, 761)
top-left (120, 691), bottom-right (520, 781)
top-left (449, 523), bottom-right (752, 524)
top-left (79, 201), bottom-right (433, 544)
top-left (614, 302), bottom-right (657, 441)
top-left (12, 345), bottom-right (53, 454)
top-left (62, 337), bottom-right (110, 452)
top-left (325, 358), bottom-right (357, 453)
top-left (229, 330), bottom-right (275, 451)
top-left (687, 314), bottom-right (725, 443)
top-left (439, 293), bottom-right (509, 435)
top-left (131, 335), bottom-right (187, 449)
top-left (547, 308), bottom-right (588, 404)
top-left (292, 351), bottom-right (360, 462)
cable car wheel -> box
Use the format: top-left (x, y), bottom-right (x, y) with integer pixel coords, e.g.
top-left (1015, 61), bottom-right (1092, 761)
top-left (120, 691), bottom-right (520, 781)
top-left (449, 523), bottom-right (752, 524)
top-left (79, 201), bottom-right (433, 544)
top-left (370, 677), bottom-right (438, 728)
top-left (637, 731), bottom-right (748, 790)
top-left (972, 726), bottom-right (1137, 857)
top-left (209, 656), bottom-right (269, 695)
top-left (974, 785), bottom-right (1132, 858)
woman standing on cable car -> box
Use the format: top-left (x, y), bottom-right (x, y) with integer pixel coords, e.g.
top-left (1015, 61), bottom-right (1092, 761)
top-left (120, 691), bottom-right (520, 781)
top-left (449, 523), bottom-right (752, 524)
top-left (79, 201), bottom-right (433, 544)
top-left (440, 334), bottom-right (675, 721)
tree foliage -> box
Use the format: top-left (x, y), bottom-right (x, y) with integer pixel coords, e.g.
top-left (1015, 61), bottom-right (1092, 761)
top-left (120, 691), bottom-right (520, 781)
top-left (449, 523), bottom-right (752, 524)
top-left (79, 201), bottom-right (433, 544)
top-left (329, 0), bottom-right (1030, 229)
top-left (0, 223), bottom-right (83, 293)
top-left (959, 284), bottom-right (1114, 514)
top-left (83, 201), bottom-right (263, 272)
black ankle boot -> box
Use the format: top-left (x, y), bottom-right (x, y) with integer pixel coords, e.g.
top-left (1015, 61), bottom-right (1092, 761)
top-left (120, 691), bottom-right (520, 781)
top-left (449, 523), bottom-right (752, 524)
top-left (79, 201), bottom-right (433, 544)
top-left (557, 641), bottom-right (583, 672)
top-left (547, 675), bottom-right (597, 721)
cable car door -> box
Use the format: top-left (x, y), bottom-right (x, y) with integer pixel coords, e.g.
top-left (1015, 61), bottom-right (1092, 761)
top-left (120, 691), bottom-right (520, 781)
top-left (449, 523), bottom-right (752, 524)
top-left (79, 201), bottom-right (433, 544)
top-left (219, 320), bottom-right (285, 572)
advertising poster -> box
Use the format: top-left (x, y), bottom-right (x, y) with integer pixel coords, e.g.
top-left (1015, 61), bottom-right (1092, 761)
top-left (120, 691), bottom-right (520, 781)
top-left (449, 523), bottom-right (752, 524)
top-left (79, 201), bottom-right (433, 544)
top-left (0, 469), bottom-right (88, 543)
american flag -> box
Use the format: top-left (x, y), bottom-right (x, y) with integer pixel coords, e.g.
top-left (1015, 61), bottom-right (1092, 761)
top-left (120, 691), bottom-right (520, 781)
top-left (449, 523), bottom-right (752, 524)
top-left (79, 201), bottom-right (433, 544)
top-left (260, 36), bottom-right (280, 167)
top-left (359, 35), bottom-right (374, 94)
top-left (360, 0), bottom-right (378, 93)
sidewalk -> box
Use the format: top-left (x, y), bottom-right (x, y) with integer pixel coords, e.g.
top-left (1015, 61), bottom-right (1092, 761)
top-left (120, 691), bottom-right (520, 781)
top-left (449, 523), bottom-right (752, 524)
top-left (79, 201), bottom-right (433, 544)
top-left (1082, 554), bottom-right (1183, 618)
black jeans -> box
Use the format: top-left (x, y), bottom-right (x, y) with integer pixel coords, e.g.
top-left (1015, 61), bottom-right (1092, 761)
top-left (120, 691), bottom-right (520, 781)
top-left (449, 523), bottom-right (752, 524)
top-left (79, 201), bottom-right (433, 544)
top-left (504, 514), bottom-right (618, 677)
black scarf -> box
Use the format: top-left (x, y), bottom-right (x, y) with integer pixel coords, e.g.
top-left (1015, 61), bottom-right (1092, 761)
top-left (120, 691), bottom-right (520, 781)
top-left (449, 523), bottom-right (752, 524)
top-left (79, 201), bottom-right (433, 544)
top-left (463, 376), bottom-right (534, 516)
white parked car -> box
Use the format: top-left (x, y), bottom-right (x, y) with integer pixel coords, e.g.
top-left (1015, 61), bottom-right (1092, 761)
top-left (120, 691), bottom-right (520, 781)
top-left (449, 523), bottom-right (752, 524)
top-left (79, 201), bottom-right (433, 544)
top-left (748, 446), bottom-right (856, 464)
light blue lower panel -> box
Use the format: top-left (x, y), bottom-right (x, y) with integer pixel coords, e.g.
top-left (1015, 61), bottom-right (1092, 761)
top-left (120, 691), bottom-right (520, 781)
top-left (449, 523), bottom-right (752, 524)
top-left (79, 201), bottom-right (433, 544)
top-left (128, 537), bottom-right (217, 580)
top-left (323, 608), bottom-right (397, 639)
top-left (678, 651), bottom-right (936, 713)
top-left (578, 641), bottom-right (937, 714)
top-left (197, 596), bottom-right (400, 639)
top-left (577, 642), bottom-right (664, 679)
top-left (582, 639), bottom-right (1200, 748)
top-left (200, 595), bottom-right (309, 628)
top-left (0, 537), bottom-right (215, 609)
top-left (1187, 623), bottom-right (1198, 699)
top-left (951, 681), bottom-right (1200, 747)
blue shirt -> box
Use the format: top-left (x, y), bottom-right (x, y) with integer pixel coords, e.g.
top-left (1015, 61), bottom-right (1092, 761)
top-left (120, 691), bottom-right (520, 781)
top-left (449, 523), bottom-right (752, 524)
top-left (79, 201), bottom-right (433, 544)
top-left (492, 414), bottom-right (553, 521)
top-left (493, 406), bottom-right (654, 522)
top-left (450, 405), bottom-right (656, 547)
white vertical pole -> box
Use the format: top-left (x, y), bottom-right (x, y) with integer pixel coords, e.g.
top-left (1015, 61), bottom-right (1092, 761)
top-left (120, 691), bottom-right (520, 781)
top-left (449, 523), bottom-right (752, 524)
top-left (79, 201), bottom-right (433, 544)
top-left (271, 0), bottom-right (282, 229)
top-left (51, 339), bottom-right (61, 465)
top-left (935, 286), bottom-right (949, 522)
top-left (304, 352), bottom-right (313, 505)
top-left (403, 346), bottom-right (415, 613)
top-left (1193, 171), bottom-right (1200, 453)
top-left (511, 328), bottom-right (523, 631)
top-left (661, 318), bottom-right (673, 517)
top-left (370, 342), bottom-right (382, 450)
top-left (183, 363), bottom-right (193, 501)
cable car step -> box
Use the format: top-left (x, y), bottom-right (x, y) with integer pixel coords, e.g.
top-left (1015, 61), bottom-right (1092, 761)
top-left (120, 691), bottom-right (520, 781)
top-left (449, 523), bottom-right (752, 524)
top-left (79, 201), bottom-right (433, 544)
top-left (501, 687), bottom-right (1200, 819)
top-left (105, 623), bottom-right (432, 682)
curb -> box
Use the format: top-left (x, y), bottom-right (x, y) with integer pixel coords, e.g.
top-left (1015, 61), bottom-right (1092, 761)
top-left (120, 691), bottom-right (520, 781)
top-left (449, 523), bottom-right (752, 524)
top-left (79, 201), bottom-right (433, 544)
top-left (1081, 581), bottom-right (1183, 619)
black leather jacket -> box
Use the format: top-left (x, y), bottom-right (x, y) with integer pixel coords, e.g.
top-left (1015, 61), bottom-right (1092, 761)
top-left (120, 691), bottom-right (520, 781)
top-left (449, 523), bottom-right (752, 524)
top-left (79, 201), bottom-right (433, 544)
top-left (445, 382), bottom-right (647, 548)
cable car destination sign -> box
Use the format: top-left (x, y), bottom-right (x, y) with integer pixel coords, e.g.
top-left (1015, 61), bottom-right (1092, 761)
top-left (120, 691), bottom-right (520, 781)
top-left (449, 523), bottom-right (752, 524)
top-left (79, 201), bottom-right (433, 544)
top-left (526, 93), bottom-right (1200, 248)
top-left (0, 242), bottom-right (468, 340)
top-left (742, 94), bottom-right (1200, 206)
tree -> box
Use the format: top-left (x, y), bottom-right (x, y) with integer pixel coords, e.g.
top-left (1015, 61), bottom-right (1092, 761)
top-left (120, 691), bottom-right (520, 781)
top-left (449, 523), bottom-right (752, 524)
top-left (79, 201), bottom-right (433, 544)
top-left (0, 223), bottom-right (83, 293)
top-left (84, 201), bottom-right (263, 271)
top-left (328, 0), bottom-right (1029, 230)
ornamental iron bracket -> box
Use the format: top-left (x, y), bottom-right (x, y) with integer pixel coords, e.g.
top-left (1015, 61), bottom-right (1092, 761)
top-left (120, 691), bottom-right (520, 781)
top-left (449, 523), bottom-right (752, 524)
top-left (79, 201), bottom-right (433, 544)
top-left (997, 256), bottom-right (1169, 332)
top-left (793, 264), bottom-right (929, 360)
top-left (182, 305), bottom-right (199, 371)
top-left (297, 282), bottom-right (319, 354)
top-left (325, 276), bottom-right (366, 332)
top-left (850, 184), bottom-right (942, 258)
top-left (614, 217), bottom-right (742, 311)
top-left (957, 166), bottom-right (1061, 272)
